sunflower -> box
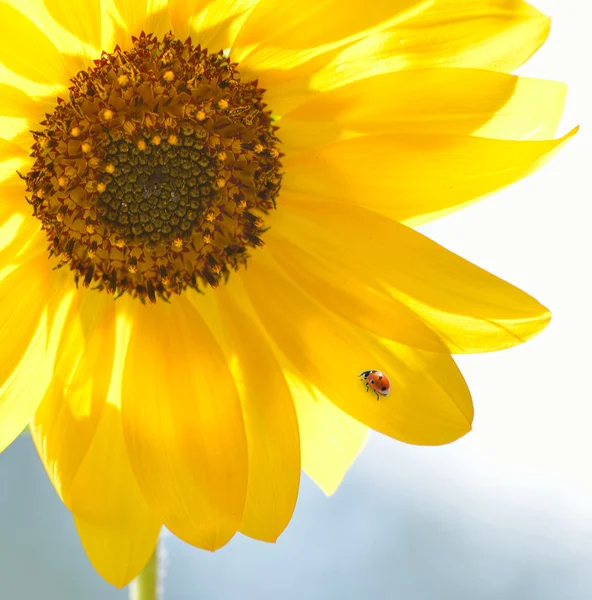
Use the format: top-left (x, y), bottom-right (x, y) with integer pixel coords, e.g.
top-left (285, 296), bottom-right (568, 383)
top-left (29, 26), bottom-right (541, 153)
top-left (0, 0), bottom-right (575, 588)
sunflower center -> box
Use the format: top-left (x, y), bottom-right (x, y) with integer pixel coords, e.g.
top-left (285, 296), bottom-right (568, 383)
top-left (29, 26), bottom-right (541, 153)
top-left (23, 32), bottom-right (282, 303)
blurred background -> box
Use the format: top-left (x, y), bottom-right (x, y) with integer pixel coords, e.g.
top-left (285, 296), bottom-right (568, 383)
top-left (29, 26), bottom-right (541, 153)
top-left (1, 0), bottom-right (590, 598)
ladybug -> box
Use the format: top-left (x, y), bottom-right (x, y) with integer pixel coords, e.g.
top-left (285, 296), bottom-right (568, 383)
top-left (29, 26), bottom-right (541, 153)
top-left (359, 370), bottom-right (390, 399)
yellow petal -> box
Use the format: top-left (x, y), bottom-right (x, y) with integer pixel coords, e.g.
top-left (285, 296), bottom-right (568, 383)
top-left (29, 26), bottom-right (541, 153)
top-left (121, 296), bottom-right (248, 550)
top-left (0, 255), bottom-right (53, 389)
top-left (311, 0), bottom-right (550, 89)
top-left (208, 285), bottom-right (301, 542)
top-left (30, 290), bottom-right (116, 504)
top-left (70, 404), bottom-right (161, 588)
top-left (0, 215), bottom-right (41, 269)
top-left (280, 70), bottom-right (568, 153)
top-left (31, 291), bottom-right (160, 587)
top-left (113, 0), bottom-right (171, 41)
top-left (74, 508), bottom-right (160, 590)
top-left (285, 372), bottom-right (368, 495)
top-left (42, 0), bottom-right (103, 49)
top-left (277, 201), bottom-right (552, 353)
top-left (238, 48), bottom-right (346, 117)
top-left (475, 76), bottom-right (567, 141)
top-left (0, 176), bottom-right (26, 222)
top-left (265, 227), bottom-right (447, 353)
top-left (0, 137), bottom-right (28, 161)
top-left (113, 0), bottom-right (148, 34)
top-left (0, 261), bottom-right (73, 453)
top-left (242, 253), bottom-right (472, 445)
top-left (234, 0), bottom-right (417, 53)
top-left (282, 128), bottom-right (578, 226)
top-left (0, 3), bottom-right (69, 85)
top-left (0, 83), bottom-right (45, 120)
top-left (0, 213), bottom-right (23, 251)
top-left (168, 0), bottom-right (202, 40)
top-left (183, 0), bottom-right (259, 52)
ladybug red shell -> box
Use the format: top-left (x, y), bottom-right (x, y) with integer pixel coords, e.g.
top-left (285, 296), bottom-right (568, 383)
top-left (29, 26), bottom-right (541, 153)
top-left (359, 370), bottom-right (390, 399)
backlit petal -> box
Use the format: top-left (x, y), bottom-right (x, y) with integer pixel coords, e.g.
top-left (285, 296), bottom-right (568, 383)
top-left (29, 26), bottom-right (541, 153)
top-left (475, 76), bottom-right (567, 141)
top-left (311, 0), bottom-right (550, 89)
top-left (0, 83), bottom-right (45, 120)
top-left (112, 0), bottom-right (172, 41)
top-left (168, 0), bottom-right (202, 39)
top-left (70, 401), bottom-right (161, 588)
top-left (0, 260), bottom-right (73, 452)
top-left (286, 373), bottom-right (368, 495)
top-left (265, 227), bottom-right (447, 353)
top-left (281, 70), bottom-right (567, 154)
top-left (207, 285), bottom-right (300, 542)
top-left (31, 290), bottom-right (116, 504)
top-left (113, 0), bottom-right (148, 35)
top-left (0, 255), bottom-right (53, 390)
top-left (121, 296), bottom-right (248, 550)
top-left (243, 253), bottom-right (472, 445)
top-left (234, 0), bottom-right (418, 54)
top-left (185, 0), bottom-right (259, 52)
top-left (30, 291), bottom-right (159, 587)
top-left (0, 3), bottom-right (69, 85)
top-left (282, 128), bottom-right (578, 225)
top-left (276, 201), bottom-right (552, 353)
top-left (0, 137), bottom-right (28, 161)
top-left (42, 0), bottom-right (103, 49)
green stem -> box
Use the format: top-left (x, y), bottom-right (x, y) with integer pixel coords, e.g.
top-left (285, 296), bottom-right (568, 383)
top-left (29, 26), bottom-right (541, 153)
top-left (130, 545), bottom-right (160, 600)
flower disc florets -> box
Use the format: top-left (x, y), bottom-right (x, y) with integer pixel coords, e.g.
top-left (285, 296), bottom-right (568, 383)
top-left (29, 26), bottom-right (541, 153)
top-left (23, 32), bottom-right (282, 302)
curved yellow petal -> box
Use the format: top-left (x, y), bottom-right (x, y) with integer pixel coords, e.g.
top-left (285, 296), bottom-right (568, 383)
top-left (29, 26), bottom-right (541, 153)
top-left (0, 213), bottom-right (23, 252)
top-left (243, 253), bottom-right (472, 445)
top-left (206, 285), bottom-right (301, 542)
top-left (238, 47), bottom-right (346, 117)
top-left (182, 0), bottom-right (259, 52)
top-left (0, 83), bottom-right (44, 120)
top-left (42, 0), bottom-right (103, 49)
top-left (0, 176), bottom-right (25, 221)
top-left (121, 296), bottom-right (248, 550)
top-left (0, 3), bottom-right (69, 86)
top-left (0, 173), bottom-right (35, 256)
top-left (113, 0), bottom-right (148, 34)
top-left (282, 127), bottom-right (578, 225)
top-left (0, 262), bottom-right (73, 453)
top-left (475, 76), bottom-right (567, 141)
top-left (30, 290), bottom-right (116, 505)
top-left (0, 137), bottom-right (28, 162)
top-left (265, 227), bottom-right (447, 353)
top-left (70, 402), bottom-right (161, 588)
top-left (168, 0), bottom-right (202, 40)
top-left (311, 0), bottom-right (550, 89)
top-left (280, 70), bottom-right (568, 154)
top-left (0, 255), bottom-right (53, 389)
top-left (74, 508), bottom-right (160, 590)
top-left (113, 0), bottom-right (171, 41)
top-left (277, 201), bottom-right (552, 353)
top-left (234, 0), bottom-right (417, 54)
top-left (31, 291), bottom-right (159, 587)
top-left (285, 372), bottom-right (368, 496)
top-left (0, 216), bottom-right (41, 270)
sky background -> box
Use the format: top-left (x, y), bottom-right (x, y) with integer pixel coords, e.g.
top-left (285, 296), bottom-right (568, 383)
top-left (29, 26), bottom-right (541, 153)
top-left (1, 1), bottom-right (591, 599)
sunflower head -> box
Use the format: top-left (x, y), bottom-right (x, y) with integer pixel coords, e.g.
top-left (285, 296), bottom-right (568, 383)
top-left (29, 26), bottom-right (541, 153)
top-left (22, 31), bottom-right (282, 303)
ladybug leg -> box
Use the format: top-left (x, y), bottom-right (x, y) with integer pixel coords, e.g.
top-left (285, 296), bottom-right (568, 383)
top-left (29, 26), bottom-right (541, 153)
top-left (374, 390), bottom-right (380, 400)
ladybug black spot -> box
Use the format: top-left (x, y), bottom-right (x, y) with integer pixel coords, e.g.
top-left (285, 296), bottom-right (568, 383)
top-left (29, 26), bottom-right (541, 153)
top-left (381, 386), bottom-right (387, 391)
top-left (378, 375), bottom-right (383, 379)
